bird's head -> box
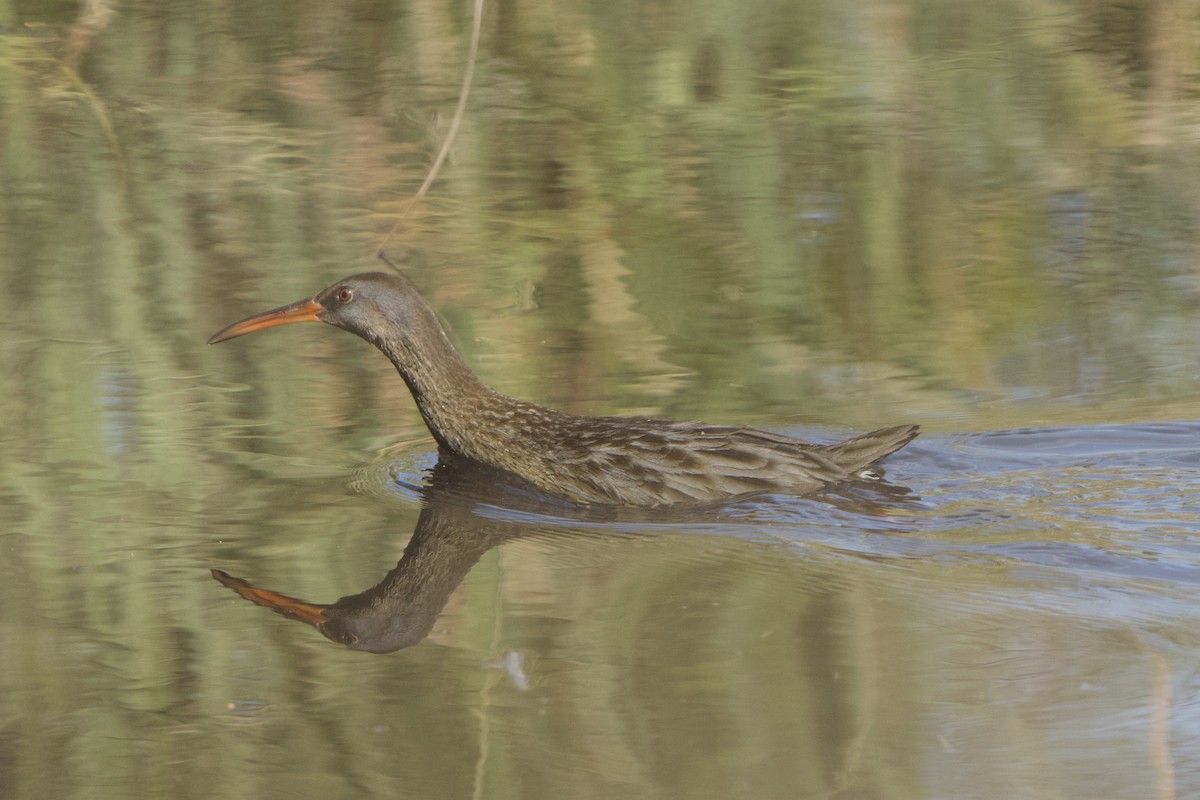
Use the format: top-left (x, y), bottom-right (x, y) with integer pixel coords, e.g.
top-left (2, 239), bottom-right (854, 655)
top-left (208, 272), bottom-right (428, 346)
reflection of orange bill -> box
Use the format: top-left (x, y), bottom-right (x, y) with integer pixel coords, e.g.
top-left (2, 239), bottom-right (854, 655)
top-left (211, 569), bottom-right (327, 625)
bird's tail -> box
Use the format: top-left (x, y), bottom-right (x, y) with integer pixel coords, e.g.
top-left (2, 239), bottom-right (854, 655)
top-left (819, 424), bottom-right (919, 474)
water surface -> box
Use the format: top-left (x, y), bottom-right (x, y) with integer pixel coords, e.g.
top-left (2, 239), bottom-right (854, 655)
top-left (2, 1), bottom-right (1200, 798)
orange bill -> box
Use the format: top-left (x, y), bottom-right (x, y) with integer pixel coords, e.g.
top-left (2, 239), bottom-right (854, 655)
top-left (207, 298), bottom-right (324, 344)
top-left (211, 569), bottom-right (328, 625)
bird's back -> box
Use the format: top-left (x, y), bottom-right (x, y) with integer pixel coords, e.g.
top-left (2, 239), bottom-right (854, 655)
top-left (528, 416), bottom-right (919, 507)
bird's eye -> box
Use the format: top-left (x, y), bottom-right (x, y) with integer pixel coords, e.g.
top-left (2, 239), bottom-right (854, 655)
top-left (336, 287), bottom-right (353, 303)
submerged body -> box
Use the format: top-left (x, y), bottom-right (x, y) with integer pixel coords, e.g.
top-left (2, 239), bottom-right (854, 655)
top-left (209, 271), bottom-right (918, 507)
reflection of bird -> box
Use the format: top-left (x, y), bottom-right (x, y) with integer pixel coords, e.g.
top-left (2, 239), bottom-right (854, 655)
top-left (210, 445), bottom-right (922, 653)
top-left (209, 272), bottom-right (917, 507)
top-left (211, 460), bottom-right (531, 653)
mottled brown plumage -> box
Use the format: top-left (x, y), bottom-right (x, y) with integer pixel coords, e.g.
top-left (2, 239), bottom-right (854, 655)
top-left (209, 272), bottom-right (918, 507)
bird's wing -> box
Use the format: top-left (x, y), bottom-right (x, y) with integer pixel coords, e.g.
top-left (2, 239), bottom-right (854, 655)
top-left (551, 421), bottom-right (852, 506)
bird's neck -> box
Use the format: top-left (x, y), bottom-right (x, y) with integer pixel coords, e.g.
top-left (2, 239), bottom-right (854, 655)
top-left (375, 307), bottom-right (515, 459)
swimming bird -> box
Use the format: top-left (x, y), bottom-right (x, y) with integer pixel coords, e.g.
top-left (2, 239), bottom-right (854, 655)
top-left (208, 272), bottom-right (918, 507)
